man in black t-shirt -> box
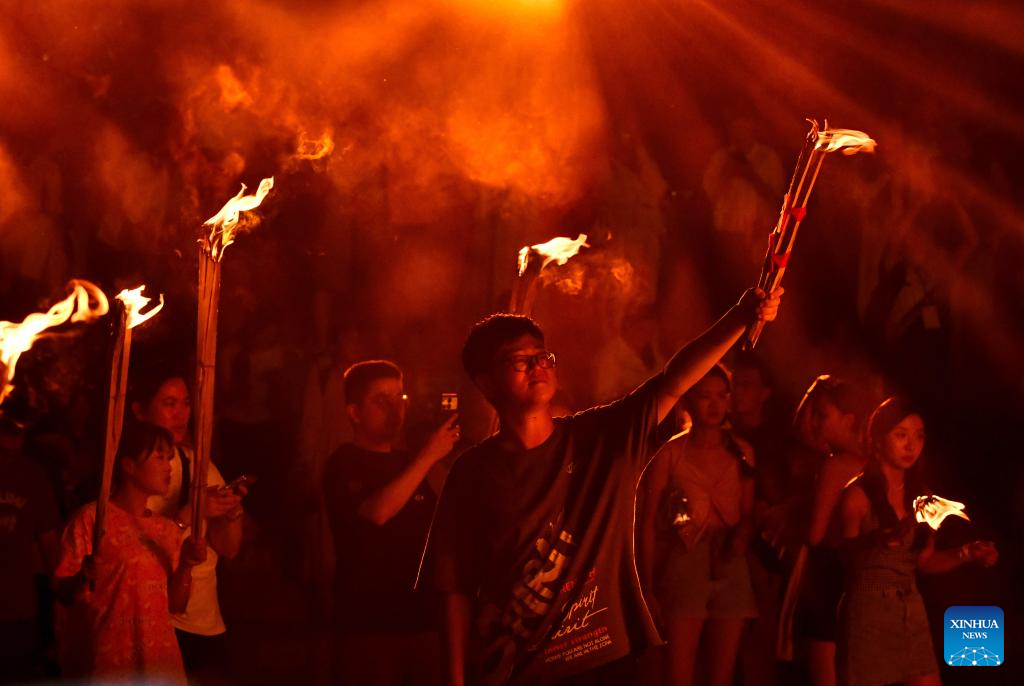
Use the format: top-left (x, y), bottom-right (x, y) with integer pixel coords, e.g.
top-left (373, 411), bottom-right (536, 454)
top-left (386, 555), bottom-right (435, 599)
top-left (324, 360), bottom-right (459, 686)
top-left (417, 288), bottom-right (784, 686)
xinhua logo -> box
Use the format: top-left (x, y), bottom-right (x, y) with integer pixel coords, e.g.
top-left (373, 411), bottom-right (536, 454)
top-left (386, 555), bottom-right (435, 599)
top-left (944, 606), bottom-right (1004, 666)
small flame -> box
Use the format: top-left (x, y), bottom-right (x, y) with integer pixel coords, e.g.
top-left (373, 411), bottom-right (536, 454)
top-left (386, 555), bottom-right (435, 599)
top-left (202, 177), bottom-right (275, 259)
top-left (115, 286), bottom-right (164, 330)
top-left (295, 130), bottom-right (335, 161)
top-left (0, 280), bottom-right (109, 403)
top-left (815, 125), bottom-right (877, 156)
top-left (517, 233), bottom-right (589, 276)
top-left (914, 494), bottom-right (970, 531)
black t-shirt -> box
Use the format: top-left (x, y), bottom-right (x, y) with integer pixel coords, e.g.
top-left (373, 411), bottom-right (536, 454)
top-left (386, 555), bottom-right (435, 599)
top-left (323, 444), bottom-right (437, 632)
top-left (417, 377), bottom-right (670, 686)
top-left (0, 456), bottom-right (61, 622)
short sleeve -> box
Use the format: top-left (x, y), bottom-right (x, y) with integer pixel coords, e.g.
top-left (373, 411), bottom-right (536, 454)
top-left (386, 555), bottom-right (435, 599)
top-left (416, 454), bottom-right (484, 595)
top-left (55, 506), bottom-right (94, 579)
top-left (574, 373), bottom-right (673, 476)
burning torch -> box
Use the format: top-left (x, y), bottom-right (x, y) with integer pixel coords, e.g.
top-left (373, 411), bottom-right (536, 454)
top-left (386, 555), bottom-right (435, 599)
top-left (510, 233), bottom-right (590, 315)
top-left (745, 121), bottom-right (876, 349)
top-left (1, 280), bottom-right (109, 406)
top-left (93, 286), bottom-right (164, 560)
top-left (192, 178), bottom-right (274, 535)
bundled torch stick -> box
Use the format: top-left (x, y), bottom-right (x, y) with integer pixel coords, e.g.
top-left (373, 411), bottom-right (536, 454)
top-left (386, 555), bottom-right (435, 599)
top-left (93, 287), bottom-right (164, 563)
top-left (484, 234), bottom-right (590, 435)
top-left (191, 178), bottom-right (274, 535)
top-left (745, 121), bottom-right (876, 350)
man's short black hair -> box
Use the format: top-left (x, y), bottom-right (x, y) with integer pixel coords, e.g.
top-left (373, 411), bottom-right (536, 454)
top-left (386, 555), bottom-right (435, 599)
top-left (343, 360), bottom-right (403, 405)
top-left (462, 314), bottom-right (545, 378)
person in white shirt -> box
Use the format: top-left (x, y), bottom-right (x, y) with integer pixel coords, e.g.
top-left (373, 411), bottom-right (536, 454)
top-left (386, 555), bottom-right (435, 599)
top-left (131, 368), bottom-right (247, 681)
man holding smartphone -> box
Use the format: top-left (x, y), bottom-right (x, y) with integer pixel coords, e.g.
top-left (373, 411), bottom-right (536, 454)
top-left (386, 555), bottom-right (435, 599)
top-left (323, 360), bottom-right (460, 686)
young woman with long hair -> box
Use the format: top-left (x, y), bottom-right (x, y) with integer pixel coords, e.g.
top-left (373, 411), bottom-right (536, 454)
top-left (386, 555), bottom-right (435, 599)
top-left (836, 397), bottom-right (997, 686)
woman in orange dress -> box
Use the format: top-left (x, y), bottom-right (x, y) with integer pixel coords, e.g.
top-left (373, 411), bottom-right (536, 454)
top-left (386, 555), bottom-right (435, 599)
top-left (55, 421), bottom-right (205, 684)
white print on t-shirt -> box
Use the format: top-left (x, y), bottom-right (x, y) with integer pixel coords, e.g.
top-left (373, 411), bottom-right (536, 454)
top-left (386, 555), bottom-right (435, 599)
top-left (479, 527), bottom-right (578, 683)
top-left (551, 585), bottom-right (608, 641)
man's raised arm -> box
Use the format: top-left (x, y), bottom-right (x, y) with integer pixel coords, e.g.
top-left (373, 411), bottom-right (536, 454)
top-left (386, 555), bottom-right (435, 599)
top-left (654, 288), bottom-right (783, 423)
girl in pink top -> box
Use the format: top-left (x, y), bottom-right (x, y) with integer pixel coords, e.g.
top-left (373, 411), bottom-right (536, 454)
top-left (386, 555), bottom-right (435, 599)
top-left (55, 422), bottom-right (205, 684)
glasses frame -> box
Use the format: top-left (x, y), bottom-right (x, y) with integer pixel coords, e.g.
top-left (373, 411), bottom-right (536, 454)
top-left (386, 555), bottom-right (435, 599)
top-left (502, 351), bottom-right (557, 373)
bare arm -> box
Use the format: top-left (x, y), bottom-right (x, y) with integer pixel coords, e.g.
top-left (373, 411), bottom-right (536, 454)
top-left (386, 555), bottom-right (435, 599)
top-left (808, 457), bottom-right (855, 546)
top-left (919, 539), bottom-right (999, 574)
top-left (441, 592), bottom-right (471, 686)
top-left (208, 512), bottom-right (243, 560)
top-left (654, 288), bottom-right (782, 423)
top-left (839, 484), bottom-right (869, 541)
top-left (358, 415), bottom-right (459, 526)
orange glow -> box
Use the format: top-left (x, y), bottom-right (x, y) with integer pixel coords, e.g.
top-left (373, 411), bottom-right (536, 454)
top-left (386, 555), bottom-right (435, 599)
top-left (914, 494), bottom-right (970, 531)
top-left (518, 233), bottom-right (589, 276)
top-left (202, 177), bottom-right (275, 260)
top-left (0, 280), bottom-right (109, 403)
top-left (115, 286), bottom-right (164, 329)
top-left (295, 130), bottom-right (336, 160)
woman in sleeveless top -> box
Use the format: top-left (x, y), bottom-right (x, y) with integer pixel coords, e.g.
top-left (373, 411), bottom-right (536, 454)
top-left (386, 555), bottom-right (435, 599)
top-left (837, 398), bottom-right (998, 686)
top-left (790, 376), bottom-right (869, 686)
top-left (640, 365), bottom-right (756, 686)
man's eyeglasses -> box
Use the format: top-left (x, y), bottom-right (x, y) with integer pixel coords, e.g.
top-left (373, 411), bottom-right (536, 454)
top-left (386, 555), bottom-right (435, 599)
top-left (503, 351), bottom-right (557, 373)
top-left (367, 393), bottom-right (409, 409)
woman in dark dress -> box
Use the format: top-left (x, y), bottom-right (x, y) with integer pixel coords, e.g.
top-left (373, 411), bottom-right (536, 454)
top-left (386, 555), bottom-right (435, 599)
top-left (836, 398), bottom-right (998, 686)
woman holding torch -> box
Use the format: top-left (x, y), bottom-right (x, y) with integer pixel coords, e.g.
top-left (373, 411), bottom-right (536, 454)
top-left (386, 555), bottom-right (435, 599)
top-left (131, 367), bottom-right (247, 676)
top-left (54, 421), bottom-right (206, 684)
top-left (836, 398), bottom-right (998, 686)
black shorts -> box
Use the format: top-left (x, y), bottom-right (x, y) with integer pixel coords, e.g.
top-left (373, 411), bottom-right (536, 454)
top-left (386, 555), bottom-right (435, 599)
top-left (794, 547), bottom-right (843, 642)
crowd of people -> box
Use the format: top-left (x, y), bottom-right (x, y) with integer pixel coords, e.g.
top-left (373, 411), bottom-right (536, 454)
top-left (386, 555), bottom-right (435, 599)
top-left (1, 279), bottom-right (1009, 686)
top-left (1, 87), bottom-right (1020, 686)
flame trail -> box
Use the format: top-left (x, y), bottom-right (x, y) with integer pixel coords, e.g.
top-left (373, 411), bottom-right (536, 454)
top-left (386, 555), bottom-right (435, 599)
top-left (202, 177), bottom-right (275, 260)
top-left (0, 280), bottom-right (109, 404)
top-left (914, 494), bottom-right (970, 531)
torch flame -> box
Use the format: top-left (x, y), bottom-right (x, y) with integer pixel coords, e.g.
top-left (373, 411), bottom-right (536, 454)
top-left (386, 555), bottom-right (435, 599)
top-left (815, 125), bottom-right (877, 156)
top-left (914, 494), bottom-right (970, 531)
top-left (202, 177), bottom-right (275, 259)
top-left (0, 280), bottom-right (109, 404)
top-left (517, 233), bottom-right (590, 276)
top-left (115, 286), bottom-right (164, 330)
top-left (295, 130), bottom-right (335, 161)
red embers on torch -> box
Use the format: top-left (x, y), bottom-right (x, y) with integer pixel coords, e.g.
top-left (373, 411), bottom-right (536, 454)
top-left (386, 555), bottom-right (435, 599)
top-left (192, 178), bottom-right (274, 536)
top-left (0, 280), bottom-right (109, 406)
top-left (914, 494), bottom-right (970, 531)
top-left (93, 286), bottom-right (164, 560)
top-left (745, 121), bottom-right (876, 349)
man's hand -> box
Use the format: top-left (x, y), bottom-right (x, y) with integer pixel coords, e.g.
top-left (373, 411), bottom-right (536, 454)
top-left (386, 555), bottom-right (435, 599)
top-left (422, 414), bottom-right (461, 464)
top-left (737, 287), bottom-right (784, 324)
top-left (181, 536), bottom-right (208, 568)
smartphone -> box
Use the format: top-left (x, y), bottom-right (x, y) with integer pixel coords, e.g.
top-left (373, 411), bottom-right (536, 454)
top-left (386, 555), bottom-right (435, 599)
top-left (440, 392), bottom-right (459, 413)
top-left (224, 474), bottom-right (257, 494)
